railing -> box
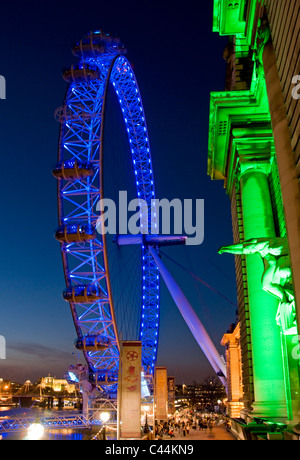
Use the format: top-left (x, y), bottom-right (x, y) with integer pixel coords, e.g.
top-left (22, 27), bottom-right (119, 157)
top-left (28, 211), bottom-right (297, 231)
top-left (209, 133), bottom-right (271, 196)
top-left (0, 414), bottom-right (92, 433)
top-left (0, 397), bottom-right (119, 434)
top-left (0, 412), bottom-right (119, 434)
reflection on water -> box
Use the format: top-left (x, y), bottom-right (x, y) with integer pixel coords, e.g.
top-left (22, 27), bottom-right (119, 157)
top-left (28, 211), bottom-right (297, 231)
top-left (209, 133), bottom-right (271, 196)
top-left (1, 428), bottom-right (89, 440)
top-left (0, 405), bottom-right (79, 418)
top-left (0, 405), bottom-right (100, 440)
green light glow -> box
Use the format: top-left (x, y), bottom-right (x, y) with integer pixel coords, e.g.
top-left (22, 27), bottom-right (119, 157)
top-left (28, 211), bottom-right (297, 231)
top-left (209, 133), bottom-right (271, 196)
top-left (240, 167), bottom-right (286, 417)
top-left (207, 66), bottom-right (271, 184)
top-left (213, 0), bottom-right (246, 36)
top-left (209, 0), bottom-right (300, 423)
top-left (212, 0), bottom-right (221, 33)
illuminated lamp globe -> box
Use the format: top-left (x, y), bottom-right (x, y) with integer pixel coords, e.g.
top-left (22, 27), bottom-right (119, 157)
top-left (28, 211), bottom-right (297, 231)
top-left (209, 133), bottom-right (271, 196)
top-left (100, 411), bottom-right (110, 423)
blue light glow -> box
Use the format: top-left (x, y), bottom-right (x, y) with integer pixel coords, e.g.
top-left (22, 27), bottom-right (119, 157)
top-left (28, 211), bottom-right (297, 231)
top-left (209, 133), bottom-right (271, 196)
top-left (68, 372), bottom-right (79, 383)
top-left (55, 32), bottom-right (160, 384)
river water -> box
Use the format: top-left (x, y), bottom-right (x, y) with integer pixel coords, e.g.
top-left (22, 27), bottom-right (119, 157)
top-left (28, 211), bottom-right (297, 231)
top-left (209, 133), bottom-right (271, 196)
top-left (0, 405), bottom-right (110, 440)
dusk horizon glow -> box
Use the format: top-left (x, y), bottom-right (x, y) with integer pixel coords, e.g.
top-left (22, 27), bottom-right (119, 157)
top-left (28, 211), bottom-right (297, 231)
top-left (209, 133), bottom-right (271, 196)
top-left (0, 0), bottom-right (236, 386)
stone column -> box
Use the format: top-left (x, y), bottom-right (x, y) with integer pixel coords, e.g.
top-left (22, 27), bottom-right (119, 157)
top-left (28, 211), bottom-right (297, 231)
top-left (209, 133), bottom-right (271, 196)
top-left (239, 161), bottom-right (287, 419)
top-left (263, 41), bottom-right (300, 334)
top-left (221, 324), bottom-right (244, 418)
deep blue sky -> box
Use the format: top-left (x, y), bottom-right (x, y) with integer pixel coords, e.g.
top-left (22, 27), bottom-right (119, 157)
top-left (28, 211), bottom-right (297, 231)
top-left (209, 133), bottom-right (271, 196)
top-left (0, 0), bottom-right (237, 384)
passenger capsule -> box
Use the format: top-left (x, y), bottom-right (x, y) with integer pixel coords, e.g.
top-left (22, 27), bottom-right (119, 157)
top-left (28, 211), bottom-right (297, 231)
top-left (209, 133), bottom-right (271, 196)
top-left (72, 31), bottom-right (126, 57)
top-left (62, 64), bottom-right (100, 83)
top-left (72, 33), bottom-right (106, 57)
top-left (74, 335), bottom-right (110, 352)
top-left (55, 224), bottom-right (96, 243)
top-left (63, 284), bottom-right (104, 303)
top-left (52, 160), bottom-right (94, 180)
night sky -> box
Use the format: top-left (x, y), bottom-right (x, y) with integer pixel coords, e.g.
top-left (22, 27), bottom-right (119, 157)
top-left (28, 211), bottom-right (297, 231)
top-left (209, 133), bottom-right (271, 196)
top-left (0, 0), bottom-right (237, 385)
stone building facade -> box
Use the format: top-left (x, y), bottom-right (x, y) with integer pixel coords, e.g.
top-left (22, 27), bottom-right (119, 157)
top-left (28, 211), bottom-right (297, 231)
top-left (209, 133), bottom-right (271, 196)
top-left (209, 0), bottom-right (300, 433)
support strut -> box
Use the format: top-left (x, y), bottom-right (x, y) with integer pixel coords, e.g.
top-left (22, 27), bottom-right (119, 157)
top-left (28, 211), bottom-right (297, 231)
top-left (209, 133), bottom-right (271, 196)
top-left (149, 247), bottom-right (227, 387)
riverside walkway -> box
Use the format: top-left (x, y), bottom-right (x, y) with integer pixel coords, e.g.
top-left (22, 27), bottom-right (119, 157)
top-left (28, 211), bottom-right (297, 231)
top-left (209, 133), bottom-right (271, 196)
top-left (167, 424), bottom-right (236, 441)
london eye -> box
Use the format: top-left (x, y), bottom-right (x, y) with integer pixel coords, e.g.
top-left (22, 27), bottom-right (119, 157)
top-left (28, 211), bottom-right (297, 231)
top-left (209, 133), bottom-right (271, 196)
top-left (52, 31), bottom-right (160, 389)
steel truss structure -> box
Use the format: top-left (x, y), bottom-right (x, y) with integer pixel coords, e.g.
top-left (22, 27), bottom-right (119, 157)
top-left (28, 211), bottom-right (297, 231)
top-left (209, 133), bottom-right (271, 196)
top-left (53, 31), bottom-right (159, 387)
top-left (0, 414), bottom-right (92, 434)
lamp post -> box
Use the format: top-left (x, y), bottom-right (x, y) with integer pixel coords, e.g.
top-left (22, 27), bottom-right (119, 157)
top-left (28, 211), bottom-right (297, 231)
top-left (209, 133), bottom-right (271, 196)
top-left (27, 419), bottom-right (45, 440)
top-left (100, 411), bottom-right (110, 440)
top-left (143, 405), bottom-right (150, 434)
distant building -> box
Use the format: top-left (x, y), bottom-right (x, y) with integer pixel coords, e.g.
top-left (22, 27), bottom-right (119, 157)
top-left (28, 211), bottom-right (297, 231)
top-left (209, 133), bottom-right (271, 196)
top-left (209, 0), bottom-right (300, 437)
top-left (40, 376), bottom-right (76, 394)
top-left (0, 378), bottom-right (12, 400)
top-left (175, 381), bottom-right (227, 412)
top-left (221, 323), bottom-right (244, 418)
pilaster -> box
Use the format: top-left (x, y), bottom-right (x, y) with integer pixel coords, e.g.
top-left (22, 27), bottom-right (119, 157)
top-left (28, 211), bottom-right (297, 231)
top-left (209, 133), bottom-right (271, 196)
top-left (237, 157), bottom-right (287, 419)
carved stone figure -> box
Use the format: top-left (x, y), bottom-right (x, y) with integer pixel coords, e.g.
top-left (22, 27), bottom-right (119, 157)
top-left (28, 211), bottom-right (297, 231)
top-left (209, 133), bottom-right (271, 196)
top-left (218, 237), bottom-right (297, 334)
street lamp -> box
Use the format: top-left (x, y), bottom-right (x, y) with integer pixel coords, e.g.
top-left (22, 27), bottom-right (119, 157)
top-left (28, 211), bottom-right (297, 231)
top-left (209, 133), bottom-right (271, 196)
top-left (100, 411), bottom-right (110, 440)
top-left (143, 405), bottom-right (150, 434)
top-left (27, 420), bottom-right (45, 440)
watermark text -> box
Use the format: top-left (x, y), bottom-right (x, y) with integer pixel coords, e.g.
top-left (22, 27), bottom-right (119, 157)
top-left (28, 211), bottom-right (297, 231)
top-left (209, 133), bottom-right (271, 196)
top-left (292, 75), bottom-right (300, 100)
top-left (0, 76), bottom-right (6, 99)
top-left (0, 335), bottom-right (6, 359)
top-left (96, 191), bottom-right (204, 246)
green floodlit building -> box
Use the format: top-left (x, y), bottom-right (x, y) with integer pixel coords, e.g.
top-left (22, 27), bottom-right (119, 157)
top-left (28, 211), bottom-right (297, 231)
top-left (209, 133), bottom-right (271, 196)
top-left (209, 0), bottom-right (300, 439)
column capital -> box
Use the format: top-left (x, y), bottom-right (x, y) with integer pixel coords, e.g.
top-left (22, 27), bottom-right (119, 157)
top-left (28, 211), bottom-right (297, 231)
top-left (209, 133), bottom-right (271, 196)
top-left (239, 159), bottom-right (271, 178)
top-left (221, 323), bottom-right (240, 348)
top-left (231, 127), bottom-right (273, 180)
top-left (221, 333), bottom-right (239, 348)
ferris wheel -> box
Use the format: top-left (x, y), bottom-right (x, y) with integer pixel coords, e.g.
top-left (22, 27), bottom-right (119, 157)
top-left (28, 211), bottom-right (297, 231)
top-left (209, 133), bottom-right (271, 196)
top-left (52, 31), bottom-right (160, 388)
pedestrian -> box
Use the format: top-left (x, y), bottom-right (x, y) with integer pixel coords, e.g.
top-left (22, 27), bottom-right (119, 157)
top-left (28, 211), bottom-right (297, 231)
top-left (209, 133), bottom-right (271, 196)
top-left (168, 428), bottom-right (175, 438)
top-left (179, 424), bottom-right (183, 437)
top-left (186, 422), bottom-right (190, 435)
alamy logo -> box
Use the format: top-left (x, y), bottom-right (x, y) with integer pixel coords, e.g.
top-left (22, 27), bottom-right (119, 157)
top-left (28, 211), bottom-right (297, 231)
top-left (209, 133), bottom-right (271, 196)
top-left (0, 76), bottom-right (6, 99)
top-left (292, 75), bottom-right (300, 100)
top-left (96, 191), bottom-right (204, 246)
top-left (291, 335), bottom-right (300, 361)
top-left (0, 335), bottom-right (6, 359)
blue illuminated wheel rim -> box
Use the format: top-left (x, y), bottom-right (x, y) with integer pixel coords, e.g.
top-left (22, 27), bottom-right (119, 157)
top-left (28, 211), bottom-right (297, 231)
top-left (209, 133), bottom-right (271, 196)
top-left (53, 31), bottom-right (159, 387)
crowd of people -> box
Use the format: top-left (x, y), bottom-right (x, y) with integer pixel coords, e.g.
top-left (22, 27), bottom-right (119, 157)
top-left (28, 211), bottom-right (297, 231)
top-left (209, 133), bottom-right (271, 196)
top-left (154, 412), bottom-right (221, 439)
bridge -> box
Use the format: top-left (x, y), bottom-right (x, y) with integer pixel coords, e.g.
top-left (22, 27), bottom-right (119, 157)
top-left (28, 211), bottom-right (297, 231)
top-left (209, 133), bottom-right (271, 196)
top-left (11, 394), bottom-right (78, 409)
top-left (8, 379), bottom-right (79, 408)
top-left (0, 414), bottom-right (91, 433)
top-left (0, 398), bottom-right (117, 434)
